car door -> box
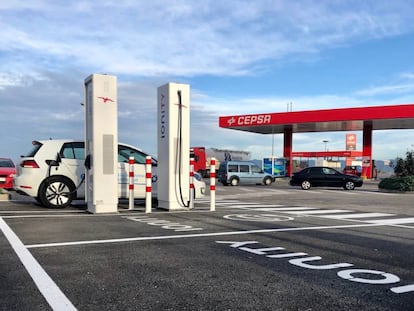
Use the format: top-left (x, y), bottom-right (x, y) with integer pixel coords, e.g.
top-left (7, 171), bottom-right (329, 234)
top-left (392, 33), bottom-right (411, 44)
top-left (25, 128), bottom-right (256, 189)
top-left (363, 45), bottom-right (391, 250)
top-left (238, 164), bottom-right (250, 184)
top-left (309, 167), bottom-right (325, 186)
top-left (117, 144), bottom-right (157, 198)
top-left (250, 164), bottom-right (264, 183)
top-left (58, 142), bottom-right (86, 198)
top-left (322, 167), bottom-right (343, 187)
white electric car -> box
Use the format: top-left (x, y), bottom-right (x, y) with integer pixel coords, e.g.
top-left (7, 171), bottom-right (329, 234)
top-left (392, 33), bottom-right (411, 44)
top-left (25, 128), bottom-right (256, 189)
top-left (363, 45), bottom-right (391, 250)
top-left (14, 139), bottom-right (205, 208)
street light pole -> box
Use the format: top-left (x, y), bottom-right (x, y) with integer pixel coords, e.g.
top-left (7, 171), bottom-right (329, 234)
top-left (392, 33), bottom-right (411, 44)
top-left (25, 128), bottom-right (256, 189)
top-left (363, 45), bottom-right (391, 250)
top-left (322, 140), bottom-right (329, 160)
top-left (322, 140), bottom-right (329, 151)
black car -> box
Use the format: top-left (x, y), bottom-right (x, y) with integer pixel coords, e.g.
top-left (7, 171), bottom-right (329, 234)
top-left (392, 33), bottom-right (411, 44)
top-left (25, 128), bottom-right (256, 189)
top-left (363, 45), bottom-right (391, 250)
top-left (289, 166), bottom-right (363, 190)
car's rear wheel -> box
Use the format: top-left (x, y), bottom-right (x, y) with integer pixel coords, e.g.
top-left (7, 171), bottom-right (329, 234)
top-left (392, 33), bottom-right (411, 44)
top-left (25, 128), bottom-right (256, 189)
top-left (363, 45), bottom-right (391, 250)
top-left (301, 180), bottom-right (312, 190)
top-left (230, 176), bottom-right (239, 186)
top-left (39, 176), bottom-right (75, 208)
top-left (263, 176), bottom-right (272, 185)
top-left (343, 181), bottom-right (355, 190)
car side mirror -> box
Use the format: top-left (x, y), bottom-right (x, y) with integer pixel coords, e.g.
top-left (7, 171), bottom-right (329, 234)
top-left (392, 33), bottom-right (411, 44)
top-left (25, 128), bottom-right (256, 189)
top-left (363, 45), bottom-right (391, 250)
top-left (84, 154), bottom-right (91, 170)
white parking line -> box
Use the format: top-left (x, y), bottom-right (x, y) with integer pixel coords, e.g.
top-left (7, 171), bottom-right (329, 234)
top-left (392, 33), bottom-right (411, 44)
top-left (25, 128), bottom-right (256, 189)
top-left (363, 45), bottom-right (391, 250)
top-left (0, 217), bottom-right (76, 310)
top-left (255, 207), bottom-right (317, 211)
top-left (365, 218), bottom-right (414, 225)
top-left (319, 213), bottom-right (395, 219)
top-left (0, 210), bottom-right (83, 214)
top-left (25, 223), bottom-right (385, 249)
top-left (229, 204), bottom-right (288, 209)
top-left (283, 209), bottom-right (352, 215)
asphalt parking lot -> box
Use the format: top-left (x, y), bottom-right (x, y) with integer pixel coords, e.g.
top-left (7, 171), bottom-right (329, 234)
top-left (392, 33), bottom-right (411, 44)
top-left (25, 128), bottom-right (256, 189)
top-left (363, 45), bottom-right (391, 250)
top-left (1, 180), bottom-right (413, 310)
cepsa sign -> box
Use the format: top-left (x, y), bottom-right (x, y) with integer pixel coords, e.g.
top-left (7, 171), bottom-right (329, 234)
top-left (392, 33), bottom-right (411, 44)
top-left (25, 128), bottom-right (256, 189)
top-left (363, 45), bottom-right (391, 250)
top-left (221, 114), bottom-right (272, 127)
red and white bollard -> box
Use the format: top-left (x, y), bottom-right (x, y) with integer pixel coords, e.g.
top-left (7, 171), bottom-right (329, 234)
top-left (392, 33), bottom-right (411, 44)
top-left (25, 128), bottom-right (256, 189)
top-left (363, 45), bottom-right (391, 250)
top-left (128, 156), bottom-right (134, 210)
top-left (210, 158), bottom-right (216, 211)
top-left (189, 157), bottom-right (195, 210)
top-left (145, 156), bottom-right (152, 213)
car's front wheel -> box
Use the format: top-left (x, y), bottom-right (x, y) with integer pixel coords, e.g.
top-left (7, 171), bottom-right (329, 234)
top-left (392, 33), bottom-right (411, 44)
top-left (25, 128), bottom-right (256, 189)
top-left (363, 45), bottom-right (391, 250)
top-left (301, 180), bottom-right (312, 190)
top-left (38, 176), bottom-right (76, 208)
top-left (263, 176), bottom-right (273, 185)
top-left (343, 181), bottom-right (355, 190)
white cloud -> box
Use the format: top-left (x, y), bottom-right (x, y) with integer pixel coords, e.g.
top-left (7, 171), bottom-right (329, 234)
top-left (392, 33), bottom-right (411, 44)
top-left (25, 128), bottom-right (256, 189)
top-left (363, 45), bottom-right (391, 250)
top-left (1, 1), bottom-right (413, 77)
top-left (354, 72), bottom-right (414, 97)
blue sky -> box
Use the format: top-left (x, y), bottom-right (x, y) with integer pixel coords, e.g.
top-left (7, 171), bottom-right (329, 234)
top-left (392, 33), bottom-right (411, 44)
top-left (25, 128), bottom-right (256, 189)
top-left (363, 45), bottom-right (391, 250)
top-left (1, 0), bottom-right (414, 163)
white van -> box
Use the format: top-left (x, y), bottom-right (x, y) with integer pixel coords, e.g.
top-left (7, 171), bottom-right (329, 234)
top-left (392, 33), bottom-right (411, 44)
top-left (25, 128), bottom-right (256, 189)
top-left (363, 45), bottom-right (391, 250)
top-left (217, 161), bottom-right (274, 186)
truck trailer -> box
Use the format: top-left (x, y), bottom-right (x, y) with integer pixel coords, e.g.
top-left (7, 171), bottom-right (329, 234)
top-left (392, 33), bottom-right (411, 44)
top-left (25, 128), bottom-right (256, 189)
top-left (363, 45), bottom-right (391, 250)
top-left (191, 147), bottom-right (251, 177)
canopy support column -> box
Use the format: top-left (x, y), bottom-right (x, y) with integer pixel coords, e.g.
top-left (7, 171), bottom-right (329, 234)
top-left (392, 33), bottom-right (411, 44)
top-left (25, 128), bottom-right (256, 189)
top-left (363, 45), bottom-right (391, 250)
top-left (283, 126), bottom-right (293, 177)
top-left (362, 121), bottom-right (373, 179)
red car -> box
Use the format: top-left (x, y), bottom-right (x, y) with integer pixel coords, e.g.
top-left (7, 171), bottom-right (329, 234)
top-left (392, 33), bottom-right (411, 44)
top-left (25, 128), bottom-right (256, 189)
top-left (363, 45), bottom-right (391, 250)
top-left (0, 157), bottom-right (16, 190)
top-left (343, 165), bottom-right (362, 176)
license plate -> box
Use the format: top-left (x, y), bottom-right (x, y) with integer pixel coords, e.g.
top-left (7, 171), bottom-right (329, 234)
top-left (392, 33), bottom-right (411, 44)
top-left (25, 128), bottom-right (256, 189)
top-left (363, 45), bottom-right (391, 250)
top-left (0, 177), bottom-right (6, 182)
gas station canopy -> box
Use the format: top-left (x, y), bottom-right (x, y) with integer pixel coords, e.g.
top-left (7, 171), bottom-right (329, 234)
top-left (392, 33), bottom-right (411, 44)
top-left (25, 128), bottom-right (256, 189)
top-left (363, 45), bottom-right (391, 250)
top-left (219, 104), bottom-right (414, 134)
top-left (219, 103), bottom-right (414, 179)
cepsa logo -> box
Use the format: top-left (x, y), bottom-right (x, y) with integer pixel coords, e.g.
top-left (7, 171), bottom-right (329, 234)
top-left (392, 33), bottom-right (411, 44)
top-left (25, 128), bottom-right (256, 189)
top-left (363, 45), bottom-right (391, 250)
top-left (227, 114), bottom-right (272, 126)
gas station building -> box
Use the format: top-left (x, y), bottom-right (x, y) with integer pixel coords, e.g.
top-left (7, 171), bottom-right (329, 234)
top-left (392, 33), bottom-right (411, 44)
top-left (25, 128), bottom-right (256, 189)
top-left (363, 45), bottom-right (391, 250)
top-left (219, 103), bottom-right (414, 179)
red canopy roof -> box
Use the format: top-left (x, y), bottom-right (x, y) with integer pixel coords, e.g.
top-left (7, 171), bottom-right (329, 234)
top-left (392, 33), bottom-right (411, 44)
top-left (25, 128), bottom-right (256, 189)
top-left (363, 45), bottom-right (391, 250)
top-left (219, 104), bottom-right (414, 134)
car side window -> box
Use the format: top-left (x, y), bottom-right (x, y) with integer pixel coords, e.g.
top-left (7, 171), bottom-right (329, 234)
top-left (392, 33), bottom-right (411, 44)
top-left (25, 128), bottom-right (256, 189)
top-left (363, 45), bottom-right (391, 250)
top-left (73, 143), bottom-right (85, 159)
top-left (240, 165), bottom-right (250, 173)
top-left (228, 164), bottom-right (238, 172)
top-left (309, 167), bottom-right (319, 174)
top-left (60, 142), bottom-right (85, 160)
top-left (118, 145), bottom-right (151, 165)
top-left (251, 165), bottom-right (261, 173)
top-left (323, 168), bottom-right (336, 175)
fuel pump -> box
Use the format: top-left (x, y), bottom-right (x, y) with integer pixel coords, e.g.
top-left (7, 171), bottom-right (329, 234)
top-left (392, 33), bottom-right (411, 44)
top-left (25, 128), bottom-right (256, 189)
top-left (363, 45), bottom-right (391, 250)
top-left (157, 83), bottom-right (191, 210)
top-left (84, 74), bottom-right (118, 213)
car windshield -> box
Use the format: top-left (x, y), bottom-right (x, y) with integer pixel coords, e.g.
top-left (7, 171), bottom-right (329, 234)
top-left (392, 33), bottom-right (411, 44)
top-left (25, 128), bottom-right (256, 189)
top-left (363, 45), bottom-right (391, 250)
top-left (0, 159), bottom-right (14, 168)
top-left (118, 145), bottom-right (157, 166)
top-left (24, 142), bottom-right (43, 157)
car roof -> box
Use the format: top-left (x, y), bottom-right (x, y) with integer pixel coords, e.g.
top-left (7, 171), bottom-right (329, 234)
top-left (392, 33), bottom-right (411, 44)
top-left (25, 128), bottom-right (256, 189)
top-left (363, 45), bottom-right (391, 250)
top-left (33, 139), bottom-right (79, 145)
top-left (0, 157), bottom-right (13, 161)
top-left (33, 139), bottom-right (142, 151)
top-left (225, 160), bottom-right (256, 164)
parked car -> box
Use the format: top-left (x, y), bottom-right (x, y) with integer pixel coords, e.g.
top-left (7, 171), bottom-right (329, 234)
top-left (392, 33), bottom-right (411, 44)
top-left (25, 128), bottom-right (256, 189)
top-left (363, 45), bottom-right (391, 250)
top-left (289, 166), bottom-right (363, 190)
top-left (14, 139), bottom-right (205, 208)
top-left (217, 160), bottom-right (274, 186)
top-left (0, 158), bottom-right (16, 190)
top-left (343, 165), bottom-right (362, 176)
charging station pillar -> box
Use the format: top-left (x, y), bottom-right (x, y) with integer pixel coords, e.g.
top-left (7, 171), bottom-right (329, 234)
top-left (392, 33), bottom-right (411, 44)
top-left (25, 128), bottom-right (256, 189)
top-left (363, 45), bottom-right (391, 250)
top-left (84, 74), bottom-right (118, 213)
top-left (157, 83), bottom-right (190, 210)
